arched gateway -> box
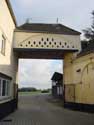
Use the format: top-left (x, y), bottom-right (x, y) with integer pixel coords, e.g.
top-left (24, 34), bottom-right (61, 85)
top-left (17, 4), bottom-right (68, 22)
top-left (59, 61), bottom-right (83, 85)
top-left (14, 23), bottom-right (81, 109)
top-left (0, 0), bottom-right (81, 119)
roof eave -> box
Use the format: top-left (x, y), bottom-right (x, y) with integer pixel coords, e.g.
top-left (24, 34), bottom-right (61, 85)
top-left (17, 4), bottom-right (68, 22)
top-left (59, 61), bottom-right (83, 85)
top-left (5, 0), bottom-right (17, 26)
top-left (77, 50), bottom-right (94, 58)
top-left (60, 24), bottom-right (81, 35)
top-left (14, 29), bottom-right (81, 35)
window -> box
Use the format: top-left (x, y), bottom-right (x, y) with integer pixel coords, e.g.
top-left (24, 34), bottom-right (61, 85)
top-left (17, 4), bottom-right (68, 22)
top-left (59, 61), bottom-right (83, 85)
top-left (0, 78), bottom-right (10, 99)
top-left (0, 35), bottom-right (6, 55)
top-left (57, 87), bottom-right (60, 95)
top-left (6, 80), bottom-right (10, 96)
top-left (0, 79), bottom-right (2, 96)
top-left (2, 80), bottom-right (6, 96)
top-left (52, 81), bottom-right (56, 86)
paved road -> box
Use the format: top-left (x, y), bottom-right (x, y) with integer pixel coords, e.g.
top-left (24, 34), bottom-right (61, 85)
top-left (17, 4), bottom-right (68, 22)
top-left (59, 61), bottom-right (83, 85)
top-left (1, 94), bottom-right (94, 125)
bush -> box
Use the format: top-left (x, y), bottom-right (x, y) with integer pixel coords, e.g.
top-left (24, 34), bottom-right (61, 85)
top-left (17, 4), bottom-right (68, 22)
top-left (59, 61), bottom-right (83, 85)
top-left (41, 89), bottom-right (49, 93)
top-left (18, 87), bottom-right (37, 92)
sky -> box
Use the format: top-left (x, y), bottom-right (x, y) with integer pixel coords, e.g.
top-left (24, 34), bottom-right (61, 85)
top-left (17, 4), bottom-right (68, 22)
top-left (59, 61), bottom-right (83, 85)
top-left (11, 0), bottom-right (94, 33)
top-left (10, 0), bottom-right (94, 89)
top-left (19, 59), bottom-right (63, 89)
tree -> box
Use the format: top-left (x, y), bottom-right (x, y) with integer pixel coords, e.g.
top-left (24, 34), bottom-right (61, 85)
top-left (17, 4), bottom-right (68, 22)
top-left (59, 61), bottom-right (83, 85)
top-left (83, 10), bottom-right (94, 42)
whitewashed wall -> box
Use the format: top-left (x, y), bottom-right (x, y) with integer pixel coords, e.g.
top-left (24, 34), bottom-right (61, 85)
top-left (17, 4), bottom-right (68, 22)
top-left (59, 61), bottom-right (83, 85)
top-left (13, 31), bottom-right (81, 51)
top-left (0, 0), bottom-right (17, 101)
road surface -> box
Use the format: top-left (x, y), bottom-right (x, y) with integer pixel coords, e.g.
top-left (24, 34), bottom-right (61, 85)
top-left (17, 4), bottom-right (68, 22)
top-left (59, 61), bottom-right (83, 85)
top-left (0, 93), bottom-right (94, 125)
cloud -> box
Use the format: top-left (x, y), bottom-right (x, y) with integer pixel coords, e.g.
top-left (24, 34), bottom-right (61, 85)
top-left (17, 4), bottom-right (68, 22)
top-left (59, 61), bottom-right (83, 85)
top-left (15, 0), bottom-right (32, 9)
top-left (11, 0), bottom-right (94, 34)
top-left (18, 59), bottom-right (63, 89)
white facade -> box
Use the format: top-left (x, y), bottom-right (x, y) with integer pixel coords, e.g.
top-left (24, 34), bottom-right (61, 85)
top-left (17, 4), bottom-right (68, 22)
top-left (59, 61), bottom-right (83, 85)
top-left (0, 0), bottom-right (17, 103)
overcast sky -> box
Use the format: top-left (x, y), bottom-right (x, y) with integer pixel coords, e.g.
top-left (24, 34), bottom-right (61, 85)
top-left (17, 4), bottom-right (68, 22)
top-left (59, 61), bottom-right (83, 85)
top-left (19, 59), bottom-right (63, 89)
top-left (10, 0), bottom-right (94, 89)
top-left (11, 0), bottom-right (94, 32)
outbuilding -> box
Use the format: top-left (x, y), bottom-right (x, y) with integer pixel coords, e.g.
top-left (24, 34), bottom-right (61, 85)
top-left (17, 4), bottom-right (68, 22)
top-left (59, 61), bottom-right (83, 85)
top-left (51, 72), bottom-right (63, 98)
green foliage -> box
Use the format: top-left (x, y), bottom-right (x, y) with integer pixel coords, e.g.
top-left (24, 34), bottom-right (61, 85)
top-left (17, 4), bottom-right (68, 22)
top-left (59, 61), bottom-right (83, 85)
top-left (18, 87), bottom-right (37, 92)
top-left (19, 91), bottom-right (41, 95)
top-left (41, 89), bottom-right (51, 93)
top-left (83, 10), bottom-right (94, 42)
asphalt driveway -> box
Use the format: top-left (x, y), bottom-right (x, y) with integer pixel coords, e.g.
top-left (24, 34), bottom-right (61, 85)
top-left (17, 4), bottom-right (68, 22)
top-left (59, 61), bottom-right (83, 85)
top-left (0, 93), bottom-right (94, 125)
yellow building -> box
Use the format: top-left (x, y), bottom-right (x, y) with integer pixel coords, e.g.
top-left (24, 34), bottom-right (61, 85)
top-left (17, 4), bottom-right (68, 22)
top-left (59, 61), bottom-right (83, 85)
top-left (64, 42), bottom-right (94, 112)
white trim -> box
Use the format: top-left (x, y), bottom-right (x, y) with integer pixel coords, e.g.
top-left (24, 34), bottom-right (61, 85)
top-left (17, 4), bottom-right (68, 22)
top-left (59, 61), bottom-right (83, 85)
top-left (0, 98), bottom-right (12, 104)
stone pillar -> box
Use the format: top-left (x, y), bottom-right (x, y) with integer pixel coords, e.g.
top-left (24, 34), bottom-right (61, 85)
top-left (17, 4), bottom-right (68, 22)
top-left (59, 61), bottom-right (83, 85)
top-left (63, 53), bottom-right (74, 85)
top-left (63, 52), bottom-right (75, 102)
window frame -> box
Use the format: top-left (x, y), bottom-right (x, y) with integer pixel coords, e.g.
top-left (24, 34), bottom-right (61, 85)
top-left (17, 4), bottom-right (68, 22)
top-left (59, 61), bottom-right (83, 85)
top-left (0, 77), bottom-right (11, 100)
top-left (0, 35), bottom-right (6, 56)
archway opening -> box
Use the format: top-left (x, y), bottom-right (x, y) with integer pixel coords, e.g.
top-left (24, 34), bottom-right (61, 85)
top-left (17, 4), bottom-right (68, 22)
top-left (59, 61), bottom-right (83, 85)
top-left (18, 59), bottom-right (63, 103)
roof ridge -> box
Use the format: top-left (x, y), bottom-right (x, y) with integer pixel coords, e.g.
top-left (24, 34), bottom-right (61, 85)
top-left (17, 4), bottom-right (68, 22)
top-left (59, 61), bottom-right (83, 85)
top-left (15, 23), bottom-right (81, 35)
top-left (19, 23), bottom-right (62, 25)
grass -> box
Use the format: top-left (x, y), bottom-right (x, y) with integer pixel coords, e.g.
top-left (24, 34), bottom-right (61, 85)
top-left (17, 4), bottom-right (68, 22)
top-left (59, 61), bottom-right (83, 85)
top-left (18, 91), bottom-right (41, 95)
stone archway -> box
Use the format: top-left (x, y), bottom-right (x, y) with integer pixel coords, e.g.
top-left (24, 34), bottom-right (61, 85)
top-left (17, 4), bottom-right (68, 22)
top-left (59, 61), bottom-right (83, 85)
top-left (13, 23), bottom-right (81, 97)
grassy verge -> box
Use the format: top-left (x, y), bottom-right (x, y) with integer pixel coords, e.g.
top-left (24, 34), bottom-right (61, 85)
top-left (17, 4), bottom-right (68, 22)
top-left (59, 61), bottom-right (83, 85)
top-left (18, 91), bottom-right (41, 95)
